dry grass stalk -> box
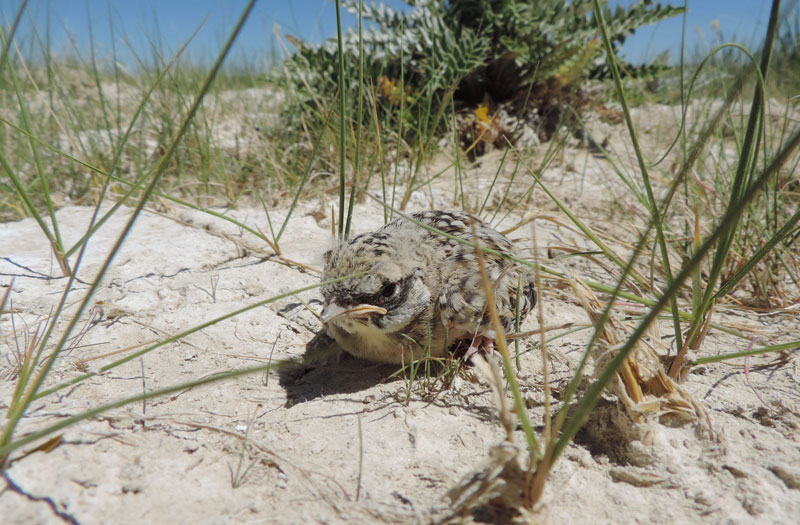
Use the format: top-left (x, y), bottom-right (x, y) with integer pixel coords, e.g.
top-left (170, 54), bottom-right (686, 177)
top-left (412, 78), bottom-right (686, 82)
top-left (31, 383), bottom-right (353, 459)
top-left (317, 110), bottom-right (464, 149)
top-left (441, 220), bottom-right (542, 521)
top-left (445, 355), bottom-right (527, 520)
top-left (444, 440), bottom-right (527, 522)
top-left (568, 275), bottom-right (702, 423)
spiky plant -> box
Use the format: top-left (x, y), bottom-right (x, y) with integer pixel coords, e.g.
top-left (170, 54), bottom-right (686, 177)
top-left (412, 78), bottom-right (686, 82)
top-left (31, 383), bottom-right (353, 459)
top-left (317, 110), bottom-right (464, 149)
top-left (277, 0), bottom-right (683, 146)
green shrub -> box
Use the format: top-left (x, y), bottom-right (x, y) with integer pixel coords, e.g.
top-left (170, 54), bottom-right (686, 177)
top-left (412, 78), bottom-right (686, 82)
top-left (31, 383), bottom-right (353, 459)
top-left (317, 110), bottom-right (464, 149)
top-left (277, 0), bottom-right (683, 146)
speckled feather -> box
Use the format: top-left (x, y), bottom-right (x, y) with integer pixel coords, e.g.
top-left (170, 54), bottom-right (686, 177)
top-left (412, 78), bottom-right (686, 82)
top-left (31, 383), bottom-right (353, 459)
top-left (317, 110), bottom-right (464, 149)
top-left (321, 210), bottom-right (536, 364)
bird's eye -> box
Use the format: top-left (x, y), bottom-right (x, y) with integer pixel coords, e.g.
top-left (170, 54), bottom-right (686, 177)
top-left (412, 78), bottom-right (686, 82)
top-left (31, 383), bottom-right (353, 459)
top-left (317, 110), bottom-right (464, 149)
top-left (380, 283), bottom-right (397, 299)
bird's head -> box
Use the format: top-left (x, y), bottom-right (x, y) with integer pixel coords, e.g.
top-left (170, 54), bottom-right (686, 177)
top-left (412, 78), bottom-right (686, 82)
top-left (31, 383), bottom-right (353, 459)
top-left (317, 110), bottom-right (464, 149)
top-left (321, 241), bottom-right (431, 335)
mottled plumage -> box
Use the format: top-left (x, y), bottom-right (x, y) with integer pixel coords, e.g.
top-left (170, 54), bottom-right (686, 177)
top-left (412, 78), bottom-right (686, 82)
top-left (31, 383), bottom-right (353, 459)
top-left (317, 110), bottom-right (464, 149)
top-left (320, 210), bottom-right (536, 364)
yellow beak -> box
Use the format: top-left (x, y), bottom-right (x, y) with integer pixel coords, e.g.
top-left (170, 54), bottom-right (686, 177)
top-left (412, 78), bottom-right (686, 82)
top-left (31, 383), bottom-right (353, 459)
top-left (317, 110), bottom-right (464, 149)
top-left (321, 303), bottom-right (387, 323)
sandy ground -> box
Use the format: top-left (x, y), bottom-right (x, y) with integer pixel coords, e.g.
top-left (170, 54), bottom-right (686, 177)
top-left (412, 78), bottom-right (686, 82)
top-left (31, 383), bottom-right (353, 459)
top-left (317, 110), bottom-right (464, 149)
top-left (2, 120), bottom-right (800, 523)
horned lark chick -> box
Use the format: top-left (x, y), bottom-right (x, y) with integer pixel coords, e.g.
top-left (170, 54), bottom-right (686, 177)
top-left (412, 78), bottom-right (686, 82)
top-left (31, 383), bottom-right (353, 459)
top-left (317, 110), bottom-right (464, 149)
top-left (320, 210), bottom-right (536, 364)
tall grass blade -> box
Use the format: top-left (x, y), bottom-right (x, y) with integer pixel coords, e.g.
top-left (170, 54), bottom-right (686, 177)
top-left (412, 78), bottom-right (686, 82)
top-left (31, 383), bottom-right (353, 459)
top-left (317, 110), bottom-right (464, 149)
top-left (551, 124), bottom-right (800, 466)
top-left (61, 23), bottom-right (206, 257)
top-left (593, 0), bottom-right (684, 351)
top-left (33, 273), bottom-right (364, 401)
top-left (2, 35), bottom-right (69, 274)
top-left (275, 92), bottom-right (339, 246)
top-left (469, 222), bottom-right (539, 457)
top-left (698, 0), bottom-right (782, 320)
top-left (690, 340), bottom-right (800, 365)
top-left (334, 0), bottom-right (347, 239)
top-left (0, 0), bottom-right (26, 74)
top-left (344, 0), bottom-right (364, 239)
top-left (0, 0), bottom-right (258, 458)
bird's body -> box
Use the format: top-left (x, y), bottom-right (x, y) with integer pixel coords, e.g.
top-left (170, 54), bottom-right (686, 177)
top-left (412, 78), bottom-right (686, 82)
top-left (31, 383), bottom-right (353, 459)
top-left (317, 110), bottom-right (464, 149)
top-left (320, 210), bottom-right (536, 364)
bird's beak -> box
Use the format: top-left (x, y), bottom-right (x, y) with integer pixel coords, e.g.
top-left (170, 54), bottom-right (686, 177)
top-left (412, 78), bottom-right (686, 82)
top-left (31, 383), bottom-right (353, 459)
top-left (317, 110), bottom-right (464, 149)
top-left (321, 303), bottom-right (387, 323)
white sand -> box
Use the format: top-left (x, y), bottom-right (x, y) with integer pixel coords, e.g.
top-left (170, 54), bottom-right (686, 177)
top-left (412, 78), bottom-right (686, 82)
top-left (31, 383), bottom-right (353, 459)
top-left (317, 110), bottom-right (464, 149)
top-left (2, 139), bottom-right (799, 523)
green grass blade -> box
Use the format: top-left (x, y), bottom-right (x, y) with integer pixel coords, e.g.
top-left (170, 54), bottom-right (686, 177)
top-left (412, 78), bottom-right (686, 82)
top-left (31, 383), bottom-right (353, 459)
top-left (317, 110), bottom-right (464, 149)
top-left (512, 144), bottom-right (653, 291)
top-left (593, 0), bottom-right (683, 351)
top-left (0, 0), bottom-right (258, 454)
top-left (334, 0), bottom-right (347, 239)
top-left (33, 273), bottom-right (364, 401)
top-left (0, 0), bottom-right (27, 74)
top-left (275, 93), bottom-right (339, 244)
top-left (712, 205), bottom-right (800, 301)
top-left (690, 340), bottom-right (800, 366)
top-left (3, 36), bottom-right (68, 274)
top-left (699, 0), bottom-right (781, 318)
top-left (551, 124), bottom-right (800, 465)
top-left (344, 0), bottom-right (364, 240)
top-left (2, 361), bottom-right (284, 460)
top-left (0, 115), bottom-right (276, 251)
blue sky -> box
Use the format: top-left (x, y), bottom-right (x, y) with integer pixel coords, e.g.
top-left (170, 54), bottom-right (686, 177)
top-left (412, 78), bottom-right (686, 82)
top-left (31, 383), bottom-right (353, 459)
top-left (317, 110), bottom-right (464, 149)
top-left (2, 1), bottom-right (783, 69)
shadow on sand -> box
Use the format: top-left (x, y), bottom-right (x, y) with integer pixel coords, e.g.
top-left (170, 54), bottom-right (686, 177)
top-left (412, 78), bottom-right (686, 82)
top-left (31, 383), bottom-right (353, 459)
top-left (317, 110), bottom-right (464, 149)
top-left (278, 330), bottom-right (402, 406)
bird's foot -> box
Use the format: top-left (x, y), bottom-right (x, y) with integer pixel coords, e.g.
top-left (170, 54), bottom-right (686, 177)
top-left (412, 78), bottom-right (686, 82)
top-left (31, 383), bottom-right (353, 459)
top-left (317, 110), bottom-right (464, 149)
top-left (464, 335), bottom-right (495, 362)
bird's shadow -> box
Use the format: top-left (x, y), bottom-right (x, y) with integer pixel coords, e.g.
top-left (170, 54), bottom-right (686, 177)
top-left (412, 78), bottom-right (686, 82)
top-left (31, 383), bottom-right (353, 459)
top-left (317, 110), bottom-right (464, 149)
top-left (278, 330), bottom-right (402, 406)
top-left (279, 332), bottom-right (510, 427)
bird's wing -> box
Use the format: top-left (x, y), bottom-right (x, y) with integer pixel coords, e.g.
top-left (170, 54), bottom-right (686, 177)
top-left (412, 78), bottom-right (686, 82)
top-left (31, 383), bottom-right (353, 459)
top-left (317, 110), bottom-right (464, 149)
top-left (438, 254), bottom-right (535, 341)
